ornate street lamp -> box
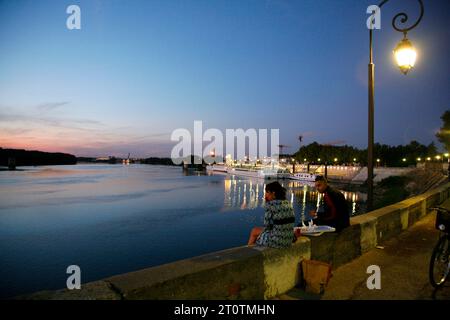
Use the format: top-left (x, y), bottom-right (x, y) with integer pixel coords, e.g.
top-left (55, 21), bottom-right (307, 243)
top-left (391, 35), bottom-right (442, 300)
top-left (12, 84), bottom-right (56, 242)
top-left (394, 35), bottom-right (418, 75)
top-left (367, 0), bottom-right (424, 211)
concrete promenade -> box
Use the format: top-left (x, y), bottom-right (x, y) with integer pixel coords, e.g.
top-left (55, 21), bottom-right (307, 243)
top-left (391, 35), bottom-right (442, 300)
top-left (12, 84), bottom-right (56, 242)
top-left (277, 210), bottom-right (450, 300)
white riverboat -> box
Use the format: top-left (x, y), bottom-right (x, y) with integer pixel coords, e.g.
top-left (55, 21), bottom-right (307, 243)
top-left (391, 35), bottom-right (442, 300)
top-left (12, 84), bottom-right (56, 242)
top-left (227, 167), bottom-right (290, 180)
top-left (206, 164), bottom-right (228, 173)
top-left (289, 172), bottom-right (317, 182)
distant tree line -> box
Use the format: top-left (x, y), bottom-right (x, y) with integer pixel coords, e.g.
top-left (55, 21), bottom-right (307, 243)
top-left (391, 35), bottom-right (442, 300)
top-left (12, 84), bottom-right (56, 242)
top-left (293, 140), bottom-right (439, 167)
top-left (141, 157), bottom-right (178, 166)
top-left (0, 148), bottom-right (77, 166)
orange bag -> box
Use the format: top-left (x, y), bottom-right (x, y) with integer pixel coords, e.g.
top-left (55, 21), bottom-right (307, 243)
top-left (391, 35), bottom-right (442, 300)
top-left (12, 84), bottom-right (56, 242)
top-left (300, 260), bottom-right (332, 295)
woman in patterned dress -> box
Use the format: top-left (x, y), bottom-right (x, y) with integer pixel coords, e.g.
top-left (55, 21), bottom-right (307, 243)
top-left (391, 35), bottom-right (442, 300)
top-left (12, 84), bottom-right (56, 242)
top-left (247, 181), bottom-right (295, 248)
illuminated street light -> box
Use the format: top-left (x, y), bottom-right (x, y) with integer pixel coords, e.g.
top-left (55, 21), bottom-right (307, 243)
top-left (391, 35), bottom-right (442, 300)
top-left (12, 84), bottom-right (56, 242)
top-left (394, 36), bottom-right (417, 75)
top-left (334, 158), bottom-right (338, 162)
top-left (366, 0), bottom-right (424, 211)
top-left (402, 158), bottom-right (407, 162)
top-left (426, 157), bottom-right (431, 161)
top-left (417, 157), bottom-right (421, 161)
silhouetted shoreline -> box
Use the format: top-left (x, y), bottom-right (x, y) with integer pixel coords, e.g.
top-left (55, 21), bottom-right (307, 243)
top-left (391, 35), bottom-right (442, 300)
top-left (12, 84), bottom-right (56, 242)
top-left (0, 148), bottom-right (184, 169)
top-left (0, 148), bottom-right (77, 168)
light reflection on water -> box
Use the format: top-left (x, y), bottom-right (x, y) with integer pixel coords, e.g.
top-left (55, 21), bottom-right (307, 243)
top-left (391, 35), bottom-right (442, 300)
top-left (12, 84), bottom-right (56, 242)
top-left (222, 176), bottom-right (363, 219)
top-left (0, 164), bottom-right (364, 298)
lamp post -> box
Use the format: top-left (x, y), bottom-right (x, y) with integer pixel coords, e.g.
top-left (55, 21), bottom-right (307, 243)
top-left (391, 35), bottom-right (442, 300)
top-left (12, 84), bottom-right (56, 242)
top-left (367, 0), bottom-right (424, 211)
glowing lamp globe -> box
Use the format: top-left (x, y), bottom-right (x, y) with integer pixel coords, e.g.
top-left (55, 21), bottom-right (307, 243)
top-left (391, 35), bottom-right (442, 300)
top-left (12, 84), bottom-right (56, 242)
top-left (393, 37), bottom-right (417, 75)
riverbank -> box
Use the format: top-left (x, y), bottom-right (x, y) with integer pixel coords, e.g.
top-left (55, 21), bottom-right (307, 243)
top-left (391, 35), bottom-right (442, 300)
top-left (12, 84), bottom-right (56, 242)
top-left (332, 166), bottom-right (448, 213)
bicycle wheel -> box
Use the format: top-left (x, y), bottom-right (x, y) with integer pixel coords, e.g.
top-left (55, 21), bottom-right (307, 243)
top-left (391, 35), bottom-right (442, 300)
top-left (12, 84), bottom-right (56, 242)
top-left (429, 235), bottom-right (450, 288)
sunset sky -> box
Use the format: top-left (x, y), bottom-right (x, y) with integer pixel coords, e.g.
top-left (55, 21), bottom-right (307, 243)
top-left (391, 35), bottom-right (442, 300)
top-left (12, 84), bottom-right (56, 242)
top-left (0, 0), bottom-right (449, 157)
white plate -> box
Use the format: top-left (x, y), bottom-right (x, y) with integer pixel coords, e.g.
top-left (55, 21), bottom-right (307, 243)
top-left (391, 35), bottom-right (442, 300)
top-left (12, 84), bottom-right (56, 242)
top-left (295, 225), bottom-right (336, 235)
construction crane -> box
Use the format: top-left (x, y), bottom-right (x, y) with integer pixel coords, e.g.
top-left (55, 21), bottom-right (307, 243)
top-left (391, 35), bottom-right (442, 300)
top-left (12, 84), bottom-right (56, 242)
top-left (298, 135), bottom-right (304, 152)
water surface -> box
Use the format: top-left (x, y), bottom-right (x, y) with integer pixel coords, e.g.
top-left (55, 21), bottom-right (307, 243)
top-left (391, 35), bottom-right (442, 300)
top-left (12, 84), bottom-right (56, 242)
top-left (0, 164), bottom-right (364, 298)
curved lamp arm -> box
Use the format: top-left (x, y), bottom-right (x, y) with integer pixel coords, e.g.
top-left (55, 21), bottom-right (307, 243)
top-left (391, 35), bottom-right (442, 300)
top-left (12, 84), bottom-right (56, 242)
top-left (378, 0), bottom-right (425, 34)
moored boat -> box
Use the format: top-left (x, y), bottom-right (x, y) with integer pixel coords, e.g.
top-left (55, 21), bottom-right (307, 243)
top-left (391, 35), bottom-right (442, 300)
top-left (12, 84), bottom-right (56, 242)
top-left (289, 172), bottom-right (317, 182)
top-left (206, 164), bottom-right (228, 173)
top-left (227, 167), bottom-right (289, 180)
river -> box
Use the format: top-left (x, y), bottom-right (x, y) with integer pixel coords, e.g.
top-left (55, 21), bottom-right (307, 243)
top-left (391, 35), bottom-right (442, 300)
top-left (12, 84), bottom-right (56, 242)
top-left (0, 164), bottom-right (364, 298)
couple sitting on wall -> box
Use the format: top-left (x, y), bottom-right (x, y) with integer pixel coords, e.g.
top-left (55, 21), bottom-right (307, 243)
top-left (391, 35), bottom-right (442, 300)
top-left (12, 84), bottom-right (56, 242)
top-left (247, 176), bottom-right (350, 248)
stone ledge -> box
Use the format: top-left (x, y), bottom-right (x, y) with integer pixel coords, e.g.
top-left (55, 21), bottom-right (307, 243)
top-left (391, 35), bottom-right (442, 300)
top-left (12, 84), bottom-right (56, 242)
top-left (17, 280), bottom-right (121, 300)
top-left (107, 245), bottom-right (266, 300)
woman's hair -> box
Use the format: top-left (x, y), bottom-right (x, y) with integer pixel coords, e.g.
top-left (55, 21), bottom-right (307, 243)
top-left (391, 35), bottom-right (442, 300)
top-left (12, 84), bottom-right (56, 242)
top-left (265, 181), bottom-right (287, 200)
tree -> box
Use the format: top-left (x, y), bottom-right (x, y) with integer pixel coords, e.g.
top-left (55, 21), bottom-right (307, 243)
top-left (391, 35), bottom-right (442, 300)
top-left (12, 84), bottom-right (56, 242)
top-left (436, 110), bottom-right (450, 152)
top-left (426, 142), bottom-right (438, 156)
top-left (293, 140), bottom-right (437, 167)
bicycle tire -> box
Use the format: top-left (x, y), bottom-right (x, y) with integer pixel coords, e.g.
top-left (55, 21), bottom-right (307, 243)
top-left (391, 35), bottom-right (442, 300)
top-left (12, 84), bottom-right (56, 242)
top-left (429, 235), bottom-right (450, 288)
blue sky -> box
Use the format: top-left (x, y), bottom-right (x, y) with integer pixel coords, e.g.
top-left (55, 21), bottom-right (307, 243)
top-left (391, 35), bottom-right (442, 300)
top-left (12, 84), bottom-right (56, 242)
top-left (0, 0), bottom-right (449, 157)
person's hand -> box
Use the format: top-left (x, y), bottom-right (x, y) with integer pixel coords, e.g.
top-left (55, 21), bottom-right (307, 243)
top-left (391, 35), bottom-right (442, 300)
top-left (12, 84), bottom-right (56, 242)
top-left (309, 210), bottom-right (317, 218)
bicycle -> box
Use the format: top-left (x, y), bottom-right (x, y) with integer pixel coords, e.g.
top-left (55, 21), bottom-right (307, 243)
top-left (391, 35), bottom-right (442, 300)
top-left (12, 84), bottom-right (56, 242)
top-left (429, 206), bottom-right (450, 288)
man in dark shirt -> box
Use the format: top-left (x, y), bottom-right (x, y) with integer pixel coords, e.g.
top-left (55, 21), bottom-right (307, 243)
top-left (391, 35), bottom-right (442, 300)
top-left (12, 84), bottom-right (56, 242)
top-left (310, 175), bottom-right (350, 232)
